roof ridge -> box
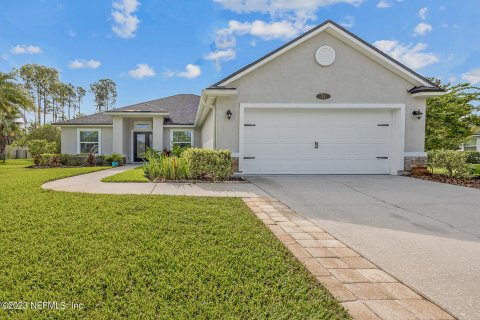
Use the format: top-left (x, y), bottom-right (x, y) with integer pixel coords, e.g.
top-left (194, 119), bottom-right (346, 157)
top-left (211, 19), bottom-right (439, 89)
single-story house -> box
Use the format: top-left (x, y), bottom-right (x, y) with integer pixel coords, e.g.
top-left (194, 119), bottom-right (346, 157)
top-left (55, 20), bottom-right (445, 175)
top-left (460, 132), bottom-right (480, 152)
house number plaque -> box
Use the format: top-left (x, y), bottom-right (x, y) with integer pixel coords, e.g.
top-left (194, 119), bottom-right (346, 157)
top-left (316, 93), bottom-right (331, 100)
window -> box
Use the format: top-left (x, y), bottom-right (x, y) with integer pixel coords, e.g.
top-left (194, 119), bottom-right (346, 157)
top-left (134, 121), bottom-right (152, 131)
top-left (78, 129), bottom-right (101, 154)
top-left (171, 130), bottom-right (193, 148)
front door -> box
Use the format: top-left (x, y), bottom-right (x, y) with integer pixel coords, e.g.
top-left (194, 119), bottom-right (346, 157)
top-left (134, 132), bottom-right (152, 162)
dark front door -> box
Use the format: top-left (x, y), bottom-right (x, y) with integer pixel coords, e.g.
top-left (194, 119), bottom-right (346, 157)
top-left (134, 132), bottom-right (152, 162)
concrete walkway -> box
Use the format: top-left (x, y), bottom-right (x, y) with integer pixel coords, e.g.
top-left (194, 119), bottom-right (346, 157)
top-left (41, 165), bottom-right (269, 197)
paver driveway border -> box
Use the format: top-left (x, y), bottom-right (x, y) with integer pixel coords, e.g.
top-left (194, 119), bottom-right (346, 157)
top-left (243, 197), bottom-right (456, 320)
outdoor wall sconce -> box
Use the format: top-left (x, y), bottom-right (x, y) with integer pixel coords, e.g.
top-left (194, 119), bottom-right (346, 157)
top-left (412, 109), bottom-right (423, 120)
top-left (226, 109), bottom-right (232, 120)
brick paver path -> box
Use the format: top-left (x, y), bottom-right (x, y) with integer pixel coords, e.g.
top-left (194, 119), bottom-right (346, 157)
top-left (243, 197), bottom-right (455, 320)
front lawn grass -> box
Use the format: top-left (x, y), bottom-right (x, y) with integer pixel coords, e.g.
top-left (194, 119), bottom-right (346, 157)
top-left (101, 166), bottom-right (149, 183)
top-left (0, 159), bottom-right (349, 319)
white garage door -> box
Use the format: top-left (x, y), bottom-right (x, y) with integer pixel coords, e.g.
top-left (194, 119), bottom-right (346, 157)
top-left (242, 108), bottom-right (393, 174)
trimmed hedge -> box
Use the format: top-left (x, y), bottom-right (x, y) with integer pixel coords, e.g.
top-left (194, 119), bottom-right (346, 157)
top-left (182, 148), bottom-right (232, 181)
top-left (466, 151), bottom-right (480, 164)
top-left (36, 154), bottom-right (125, 167)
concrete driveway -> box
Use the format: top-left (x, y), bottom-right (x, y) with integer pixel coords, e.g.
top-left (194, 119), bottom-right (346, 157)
top-left (249, 175), bottom-right (480, 320)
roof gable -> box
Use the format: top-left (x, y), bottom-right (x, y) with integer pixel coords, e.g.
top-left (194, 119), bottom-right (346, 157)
top-left (213, 20), bottom-right (440, 90)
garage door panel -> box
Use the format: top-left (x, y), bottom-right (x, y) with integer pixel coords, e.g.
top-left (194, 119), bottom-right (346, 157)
top-left (242, 108), bottom-right (393, 174)
top-left (242, 158), bottom-right (390, 174)
top-left (245, 142), bottom-right (390, 157)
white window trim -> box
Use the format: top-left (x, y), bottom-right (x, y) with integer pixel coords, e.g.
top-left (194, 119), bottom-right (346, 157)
top-left (170, 129), bottom-right (194, 148)
top-left (77, 128), bottom-right (102, 154)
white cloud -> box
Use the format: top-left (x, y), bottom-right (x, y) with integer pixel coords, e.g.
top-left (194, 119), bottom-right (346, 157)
top-left (374, 40), bottom-right (439, 70)
top-left (418, 7), bottom-right (428, 20)
top-left (209, 0), bottom-right (365, 68)
top-left (377, 0), bottom-right (391, 8)
top-left (164, 64), bottom-right (201, 79)
top-left (11, 45), bottom-right (42, 55)
top-left (69, 59), bottom-right (101, 69)
top-left (67, 30), bottom-right (76, 37)
top-left (214, 0), bottom-right (364, 18)
top-left (340, 16), bottom-right (355, 28)
top-left (414, 22), bottom-right (432, 36)
top-left (205, 48), bottom-right (236, 70)
top-left (128, 63), bottom-right (155, 78)
top-left (112, 0), bottom-right (140, 39)
top-left (227, 19), bottom-right (306, 40)
top-left (462, 68), bottom-right (480, 84)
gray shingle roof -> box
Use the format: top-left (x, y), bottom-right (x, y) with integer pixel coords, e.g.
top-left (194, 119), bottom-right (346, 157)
top-left (54, 94), bottom-right (200, 126)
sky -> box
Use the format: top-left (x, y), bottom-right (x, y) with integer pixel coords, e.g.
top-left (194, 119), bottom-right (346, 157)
top-left (0, 0), bottom-right (479, 119)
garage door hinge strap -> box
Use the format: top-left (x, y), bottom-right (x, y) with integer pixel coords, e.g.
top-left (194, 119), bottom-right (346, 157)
top-left (243, 156), bottom-right (256, 159)
top-left (377, 124), bottom-right (390, 126)
top-left (376, 157), bottom-right (389, 159)
top-left (244, 124), bottom-right (256, 126)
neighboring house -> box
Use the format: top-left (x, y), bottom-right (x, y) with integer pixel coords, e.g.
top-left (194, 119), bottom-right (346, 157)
top-left (460, 132), bottom-right (480, 152)
top-left (55, 20), bottom-right (444, 175)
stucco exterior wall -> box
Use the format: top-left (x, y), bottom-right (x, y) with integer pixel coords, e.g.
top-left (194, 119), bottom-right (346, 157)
top-left (60, 127), bottom-right (77, 154)
top-left (200, 109), bottom-right (214, 149)
top-left (213, 31), bottom-right (427, 154)
top-left (101, 127), bottom-right (113, 154)
top-left (60, 126), bottom-right (113, 155)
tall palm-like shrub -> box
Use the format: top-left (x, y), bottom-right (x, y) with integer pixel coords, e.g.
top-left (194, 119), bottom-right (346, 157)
top-left (0, 72), bottom-right (34, 162)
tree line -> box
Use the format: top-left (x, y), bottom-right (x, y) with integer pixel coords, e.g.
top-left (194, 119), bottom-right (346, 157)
top-left (9, 64), bottom-right (118, 125)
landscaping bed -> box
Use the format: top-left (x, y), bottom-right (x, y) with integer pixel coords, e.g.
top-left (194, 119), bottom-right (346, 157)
top-left (0, 159), bottom-right (349, 319)
top-left (411, 174), bottom-right (480, 189)
top-left (412, 150), bottom-right (480, 189)
top-left (102, 166), bottom-right (247, 183)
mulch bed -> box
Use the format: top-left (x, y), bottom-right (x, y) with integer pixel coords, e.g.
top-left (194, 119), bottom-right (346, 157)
top-left (411, 174), bottom-right (480, 189)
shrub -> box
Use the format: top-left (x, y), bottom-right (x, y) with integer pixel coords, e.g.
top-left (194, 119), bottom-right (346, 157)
top-left (95, 155), bottom-right (107, 166)
top-left (172, 145), bottom-right (190, 157)
top-left (465, 151), bottom-right (480, 164)
top-left (427, 150), bottom-right (470, 178)
top-left (470, 164), bottom-right (480, 176)
top-left (182, 148), bottom-right (232, 181)
top-left (158, 156), bottom-right (188, 180)
top-left (86, 152), bottom-right (96, 166)
top-left (59, 154), bottom-right (87, 167)
top-left (143, 148), bottom-right (188, 181)
top-left (28, 140), bottom-right (57, 165)
top-left (105, 153), bottom-right (124, 165)
top-left (14, 124), bottom-right (61, 153)
top-left (37, 154), bottom-right (60, 167)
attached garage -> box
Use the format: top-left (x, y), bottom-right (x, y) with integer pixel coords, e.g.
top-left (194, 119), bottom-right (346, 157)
top-left (194, 20), bottom-right (446, 175)
top-left (240, 105), bottom-right (405, 175)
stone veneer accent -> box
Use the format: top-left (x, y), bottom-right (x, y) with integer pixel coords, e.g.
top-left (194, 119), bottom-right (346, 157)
top-left (232, 157), bottom-right (239, 173)
top-left (404, 156), bottom-right (428, 171)
top-left (243, 197), bottom-right (455, 320)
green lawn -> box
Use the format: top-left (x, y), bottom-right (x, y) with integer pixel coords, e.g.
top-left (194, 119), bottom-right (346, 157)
top-left (101, 166), bottom-right (149, 183)
top-left (0, 159), bottom-right (349, 319)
